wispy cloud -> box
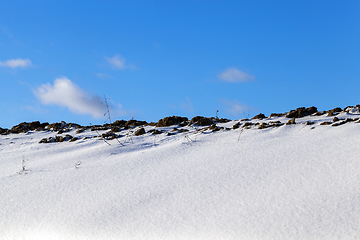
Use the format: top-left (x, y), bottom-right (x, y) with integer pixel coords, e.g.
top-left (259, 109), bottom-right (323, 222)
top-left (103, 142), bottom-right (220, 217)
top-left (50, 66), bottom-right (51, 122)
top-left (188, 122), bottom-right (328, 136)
top-left (180, 97), bottom-right (194, 112)
top-left (221, 99), bottom-right (251, 118)
top-left (35, 77), bottom-right (105, 118)
top-left (217, 67), bottom-right (255, 82)
top-left (105, 54), bottom-right (136, 70)
top-left (0, 58), bottom-right (32, 69)
top-left (95, 73), bottom-right (113, 79)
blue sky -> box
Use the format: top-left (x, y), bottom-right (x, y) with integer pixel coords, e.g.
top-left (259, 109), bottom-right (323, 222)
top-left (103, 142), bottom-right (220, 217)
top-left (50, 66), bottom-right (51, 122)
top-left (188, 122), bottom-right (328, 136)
top-left (1, 1), bottom-right (360, 128)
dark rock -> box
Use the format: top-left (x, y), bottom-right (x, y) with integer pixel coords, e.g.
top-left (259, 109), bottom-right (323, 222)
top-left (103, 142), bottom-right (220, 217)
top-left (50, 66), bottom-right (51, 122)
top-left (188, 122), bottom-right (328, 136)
top-left (0, 127), bottom-right (9, 135)
top-left (209, 124), bottom-right (220, 132)
top-left (111, 126), bottom-right (121, 133)
top-left (327, 107), bottom-right (342, 116)
top-left (305, 121), bottom-right (315, 125)
top-left (39, 138), bottom-right (49, 143)
top-left (243, 122), bottom-right (253, 127)
top-left (312, 111), bottom-right (326, 116)
top-left (101, 131), bottom-right (117, 140)
top-left (69, 137), bottom-right (78, 142)
top-left (190, 116), bottom-right (214, 126)
top-left (46, 122), bottom-right (62, 131)
top-left (269, 113), bottom-right (286, 118)
top-left (76, 129), bottom-right (84, 134)
top-left (125, 119), bottom-right (147, 127)
top-left (258, 122), bottom-right (268, 129)
top-left (178, 121), bottom-right (189, 127)
top-left (151, 129), bottom-right (163, 135)
top-left (232, 122), bottom-right (241, 129)
top-left (286, 118), bottom-right (296, 125)
top-left (134, 128), bottom-right (146, 136)
top-left (286, 106), bottom-right (318, 118)
top-left (54, 136), bottom-right (65, 142)
top-left (216, 118), bottom-right (231, 123)
top-left (178, 128), bottom-right (189, 132)
top-left (156, 116), bottom-right (188, 127)
top-left (252, 113), bottom-right (266, 120)
top-left (320, 121), bottom-right (331, 125)
top-left (333, 117), bottom-right (339, 122)
top-left (112, 120), bottom-right (127, 127)
top-left (91, 125), bottom-right (108, 131)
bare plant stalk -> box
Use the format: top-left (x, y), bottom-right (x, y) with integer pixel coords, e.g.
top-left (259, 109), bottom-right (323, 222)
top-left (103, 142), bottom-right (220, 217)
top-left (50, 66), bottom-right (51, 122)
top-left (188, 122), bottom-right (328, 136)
top-left (124, 128), bottom-right (133, 144)
top-left (91, 123), bottom-right (111, 146)
top-left (184, 134), bottom-right (192, 145)
top-left (237, 127), bottom-right (245, 141)
top-left (103, 95), bottom-right (124, 146)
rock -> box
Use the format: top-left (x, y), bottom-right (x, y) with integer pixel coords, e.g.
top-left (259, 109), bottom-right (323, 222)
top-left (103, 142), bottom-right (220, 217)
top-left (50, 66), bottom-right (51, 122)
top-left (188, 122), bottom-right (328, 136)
top-left (312, 111), bottom-right (326, 116)
top-left (209, 124), bottom-right (220, 132)
top-left (156, 116), bottom-right (189, 127)
top-left (10, 121), bottom-right (47, 133)
top-left (190, 116), bottom-right (214, 126)
top-left (91, 125), bottom-right (108, 131)
top-left (286, 118), bottom-right (296, 125)
top-left (258, 122), bottom-right (268, 129)
top-left (286, 106), bottom-right (318, 118)
top-left (0, 127), bottom-right (9, 135)
top-left (327, 107), bottom-right (342, 116)
top-left (216, 118), bottom-right (231, 123)
top-left (111, 126), bottom-right (121, 133)
top-left (270, 113), bottom-right (286, 118)
top-left (69, 137), bottom-right (78, 142)
top-left (101, 131), bottom-right (117, 140)
top-left (320, 122), bottom-right (331, 125)
top-left (39, 138), bottom-right (49, 143)
top-left (125, 119), bottom-right (147, 127)
top-left (243, 122), bottom-right (253, 127)
top-left (112, 120), bottom-right (127, 127)
top-left (134, 128), bottom-right (146, 136)
top-left (333, 117), bottom-right (339, 122)
top-left (252, 113), bottom-right (266, 120)
top-left (151, 129), bottom-right (163, 135)
top-left (232, 122), bottom-right (241, 129)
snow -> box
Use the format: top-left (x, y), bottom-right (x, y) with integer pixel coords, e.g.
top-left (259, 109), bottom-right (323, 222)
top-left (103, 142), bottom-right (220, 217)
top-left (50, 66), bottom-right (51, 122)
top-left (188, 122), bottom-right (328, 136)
top-left (1, 112), bottom-right (360, 240)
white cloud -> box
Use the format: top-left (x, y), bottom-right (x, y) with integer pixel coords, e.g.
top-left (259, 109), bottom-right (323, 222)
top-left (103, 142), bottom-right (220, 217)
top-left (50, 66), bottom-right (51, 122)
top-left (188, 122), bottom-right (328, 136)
top-left (35, 77), bottom-right (105, 118)
top-left (95, 73), bottom-right (113, 79)
top-left (0, 58), bottom-right (32, 68)
top-left (217, 67), bottom-right (255, 82)
top-left (105, 54), bottom-right (136, 70)
top-left (221, 99), bottom-right (251, 118)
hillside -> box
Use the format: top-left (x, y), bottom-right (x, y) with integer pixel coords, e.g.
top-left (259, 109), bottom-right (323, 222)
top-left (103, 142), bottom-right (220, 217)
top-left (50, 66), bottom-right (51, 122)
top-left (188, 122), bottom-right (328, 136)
top-left (1, 106), bottom-right (360, 240)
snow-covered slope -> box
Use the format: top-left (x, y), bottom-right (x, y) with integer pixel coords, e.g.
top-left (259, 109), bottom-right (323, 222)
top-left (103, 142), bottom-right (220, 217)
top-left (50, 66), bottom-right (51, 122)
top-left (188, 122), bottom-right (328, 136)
top-left (1, 110), bottom-right (360, 240)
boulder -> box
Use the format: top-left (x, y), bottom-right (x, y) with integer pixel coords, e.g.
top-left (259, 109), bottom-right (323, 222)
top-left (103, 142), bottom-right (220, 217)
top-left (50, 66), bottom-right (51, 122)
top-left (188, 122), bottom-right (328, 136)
top-left (134, 128), bottom-right (146, 136)
top-left (190, 116), bottom-right (214, 126)
top-left (252, 113), bottom-right (266, 120)
top-left (286, 118), bottom-right (296, 125)
top-left (327, 107), bottom-right (342, 116)
top-left (156, 116), bottom-right (188, 127)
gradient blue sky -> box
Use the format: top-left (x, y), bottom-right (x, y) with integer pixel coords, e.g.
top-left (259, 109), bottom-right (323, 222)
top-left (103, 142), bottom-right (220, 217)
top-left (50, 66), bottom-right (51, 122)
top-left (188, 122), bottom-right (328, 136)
top-left (1, 1), bottom-right (360, 128)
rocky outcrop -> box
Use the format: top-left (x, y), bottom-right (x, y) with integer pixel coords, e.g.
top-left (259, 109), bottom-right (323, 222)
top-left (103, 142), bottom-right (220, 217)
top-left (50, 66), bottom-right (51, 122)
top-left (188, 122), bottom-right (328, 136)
top-left (286, 107), bottom-right (318, 118)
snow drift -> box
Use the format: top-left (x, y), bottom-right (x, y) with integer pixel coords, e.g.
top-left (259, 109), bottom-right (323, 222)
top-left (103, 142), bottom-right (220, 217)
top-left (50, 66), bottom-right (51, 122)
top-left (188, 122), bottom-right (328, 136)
top-left (1, 108), bottom-right (360, 240)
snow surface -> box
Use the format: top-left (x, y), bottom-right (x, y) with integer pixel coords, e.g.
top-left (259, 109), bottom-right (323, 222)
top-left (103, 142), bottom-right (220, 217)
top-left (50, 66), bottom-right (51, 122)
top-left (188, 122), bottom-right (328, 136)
top-left (1, 112), bottom-right (360, 240)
